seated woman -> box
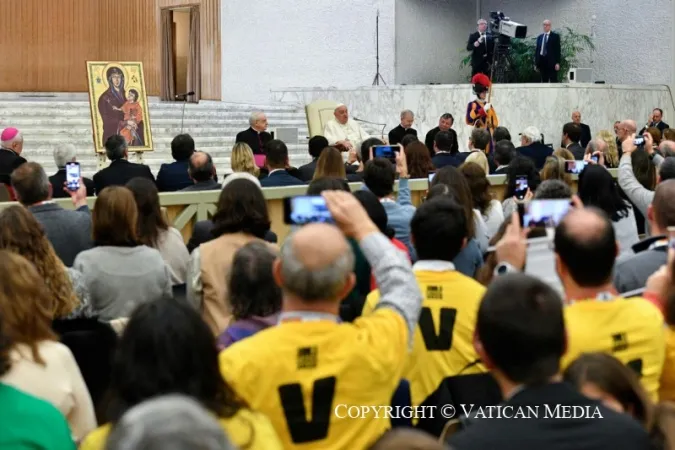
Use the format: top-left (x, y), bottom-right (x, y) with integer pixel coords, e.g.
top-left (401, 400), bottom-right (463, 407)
top-left (218, 242), bottom-right (282, 349)
top-left (0, 251), bottom-right (96, 441)
top-left (0, 311), bottom-right (75, 448)
top-left (80, 299), bottom-right (281, 449)
top-left (126, 177), bottom-right (190, 286)
top-left (460, 161), bottom-right (503, 240)
top-left (313, 146), bottom-right (362, 182)
top-left (540, 155), bottom-right (573, 188)
top-left (230, 142), bottom-right (261, 178)
top-left (73, 186), bottom-right (172, 320)
top-left (405, 141), bottom-right (435, 179)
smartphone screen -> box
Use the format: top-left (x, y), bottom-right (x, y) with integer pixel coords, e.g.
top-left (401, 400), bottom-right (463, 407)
top-left (634, 136), bottom-right (645, 146)
top-left (515, 175), bottom-right (528, 200)
top-left (373, 145), bottom-right (398, 161)
top-left (283, 196), bottom-right (333, 225)
top-left (65, 162), bottom-right (81, 191)
top-left (591, 155), bottom-right (599, 163)
top-left (523, 199), bottom-right (572, 228)
top-left (564, 160), bottom-right (587, 175)
top-left (428, 172), bottom-right (436, 183)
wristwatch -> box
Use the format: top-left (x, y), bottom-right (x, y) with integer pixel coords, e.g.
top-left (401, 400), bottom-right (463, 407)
top-left (493, 262), bottom-right (519, 277)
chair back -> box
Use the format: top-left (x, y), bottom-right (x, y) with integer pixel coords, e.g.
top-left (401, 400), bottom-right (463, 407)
top-left (305, 99), bottom-right (340, 138)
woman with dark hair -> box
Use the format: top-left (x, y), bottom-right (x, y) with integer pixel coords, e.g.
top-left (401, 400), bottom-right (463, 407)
top-left (307, 176), bottom-right (350, 194)
top-left (405, 141), bottom-right (435, 179)
top-left (564, 353), bottom-right (660, 439)
top-left (126, 177), bottom-right (190, 285)
top-left (577, 164), bottom-right (638, 255)
top-left (0, 311), bottom-right (75, 448)
top-left (188, 179), bottom-right (275, 337)
top-left (218, 242), bottom-right (282, 349)
top-left (73, 186), bottom-right (172, 320)
top-left (80, 299), bottom-right (281, 449)
top-left (460, 162), bottom-right (503, 239)
top-left (0, 251), bottom-right (96, 441)
top-left (429, 168), bottom-right (487, 277)
top-left (502, 156), bottom-right (541, 218)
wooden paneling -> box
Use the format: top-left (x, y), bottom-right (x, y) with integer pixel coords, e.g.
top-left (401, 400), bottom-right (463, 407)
top-left (0, 0), bottom-right (221, 99)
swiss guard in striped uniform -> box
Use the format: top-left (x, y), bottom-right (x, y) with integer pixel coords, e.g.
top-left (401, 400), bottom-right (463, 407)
top-left (465, 73), bottom-right (499, 134)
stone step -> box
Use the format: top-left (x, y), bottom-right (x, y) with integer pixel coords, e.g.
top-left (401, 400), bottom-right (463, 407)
top-left (20, 127), bottom-right (310, 137)
top-left (0, 100), bottom-right (302, 112)
top-left (1, 110), bottom-right (305, 119)
top-left (0, 117), bottom-right (308, 127)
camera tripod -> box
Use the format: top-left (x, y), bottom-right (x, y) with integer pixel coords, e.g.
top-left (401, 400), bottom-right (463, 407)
top-left (490, 39), bottom-right (517, 84)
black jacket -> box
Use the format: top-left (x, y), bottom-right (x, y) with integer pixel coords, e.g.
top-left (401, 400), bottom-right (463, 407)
top-left (517, 143), bottom-right (553, 169)
top-left (448, 383), bottom-right (650, 450)
top-left (156, 159), bottom-right (192, 192)
top-left (0, 148), bottom-right (26, 184)
top-left (235, 127), bottom-right (272, 155)
top-left (180, 179), bottom-right (222, 192)
top-left (93, 159), bottom-right (155, 194)
top-left (579, 123), bottom-right (592, 148)
top-left (297, 160), bottom-right (318, 182)
top-left (466, 32), bottom-right (494, 70)
top-left (535, 32), bottom-right (561, 68)
top-left (388, 125), bottom-right (417, 146)
top-left (640, 121), bottom-right (670, 135)
top-left (259, 170), bottom-right (305, 187)
top-left (186, 220), bottom-right (278, 254)
top-left (567, 142), bottom-right (585, 160)
top-left (50, 169), bottom-right (95, 198)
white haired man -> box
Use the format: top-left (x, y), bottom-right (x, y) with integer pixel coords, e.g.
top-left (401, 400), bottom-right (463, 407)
top-left (235, 111), bottom-right (272, 155)
top-left (388, 110), bottom-right (417, 145)
top-left (0, 127), bottom-right (27, 185)
top-left (49, 143), bottom-right (95, 198)
top-left (516, 126), bottom-right (552, 169)
top-left (323, 104), bottom-right (371, 152)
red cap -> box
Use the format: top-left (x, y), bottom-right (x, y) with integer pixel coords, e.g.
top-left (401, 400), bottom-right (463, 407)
top-left (471, 74), bottom-right (491, 88)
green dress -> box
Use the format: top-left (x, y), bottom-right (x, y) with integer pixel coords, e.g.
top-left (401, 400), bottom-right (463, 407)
top-left (0, 383), bottom-right (75, 450)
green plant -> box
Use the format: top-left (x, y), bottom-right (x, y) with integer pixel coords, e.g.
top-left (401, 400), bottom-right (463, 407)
top-left (460, 27), bottom-right (594, 82)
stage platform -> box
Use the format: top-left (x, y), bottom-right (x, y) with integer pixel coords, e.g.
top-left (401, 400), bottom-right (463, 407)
top-left (0, 93), bottom-right (311, 178)
top-left (272, 84), bottom-right (675, 151)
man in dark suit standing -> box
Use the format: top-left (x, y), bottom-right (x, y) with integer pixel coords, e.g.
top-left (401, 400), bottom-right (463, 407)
top-left (180, 151), bottom-right (221, 192)
top-left (572, 111), bottom-right (592, 148)
top-left (561, 122), bottom-right (584, 160)
top-left (297, 136), bottom-right (329, 182)
top-left (388, 110), bottom-right (417, 146)
top-left (11, 162), bottom-right (92, 267)
top-left (424, 113), bottom-right (455, 157)
top-left (447, 274), bottom-right (650, 450)
top-left (259, 140), bottom-right (305, 187)
top-left (516, 126), bottom-right (552, 169)
top-left (640, 108), bottom-right (670, 134)
top-left (0, 127), bottom-right (27, 185)
top-left (93, 135), bottom-right (155, 194)
top-left (49, 143), bottom-right (95, 198)
top-left (156, 134), bottom-right (195, 192)
top-left (235, 111), bottom-right (272, 155)
top-left (467, 19), bottom-right (494, 77)
top-left (535, 20), bottom-right (561, 83)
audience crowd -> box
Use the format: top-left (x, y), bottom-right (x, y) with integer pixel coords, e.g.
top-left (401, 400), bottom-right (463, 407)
top-left (0, 106), bottom-right (675, 450)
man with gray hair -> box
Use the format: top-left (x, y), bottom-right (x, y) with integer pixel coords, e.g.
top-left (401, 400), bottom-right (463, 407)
top-left (323, 104), bottom-right (371, 152)
top-left (49, 143), bottom-right (95, 198)
top-left (235, 111), bottom-right (272, 155)
top-left (11, 161), bottom-right (91, 266)
top-left (516, 125), bottom-right (552, 169)
top-left (219, 191), bottom-right (422, 448)
top-left (388, 110), bottom-right (417, 145)
top-left (106, 395), bottom-right (235, 450)
top-left (93, 135), bottom-right (154, 194)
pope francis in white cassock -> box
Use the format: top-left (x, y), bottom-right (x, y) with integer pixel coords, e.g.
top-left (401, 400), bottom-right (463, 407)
top-left (323, 104), bottom-right (372, 151)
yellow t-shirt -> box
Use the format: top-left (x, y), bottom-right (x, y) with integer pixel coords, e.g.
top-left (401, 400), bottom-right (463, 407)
top-left (562, 297), bottom-right (665, 401)
top-left (659, 326), bottom-right (675, 402)
top-left (219, 308), bottom-right (409, 450)
top-left (79, 408), bottom-right (281, 450)
top-left (364, 269), bottom-right (487, 409)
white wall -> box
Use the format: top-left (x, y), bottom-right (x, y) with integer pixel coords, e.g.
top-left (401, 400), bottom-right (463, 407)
top-left (394, 0), bottom-right (475, 84)
top-left (221, 0), bottom-right (395, 104)
top-left (480, 0), bottom-right (674, 86)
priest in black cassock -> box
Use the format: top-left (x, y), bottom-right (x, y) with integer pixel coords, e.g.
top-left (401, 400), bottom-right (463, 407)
top-left (388, 110), bottom-right (417, 146)
top-left (235, 111), bottom-right (272, 155)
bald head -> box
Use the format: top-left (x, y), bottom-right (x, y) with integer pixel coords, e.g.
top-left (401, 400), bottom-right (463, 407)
top-left (572, 111), bottom-right (581, 124)
top-left (554, 208), bottom-right (617, 287)
top-left (188, 151), bottom-right (215, 182)
top-left (622, 120), bottom-right (637, 133)
top-left (279, 224), bottom-right (355, 302)
top-left (651, 180), bottom-right (675, 232)
top-left (616, 120), bottom-right (637, 143)
top-left (659, 140), bottom-right (675, 158)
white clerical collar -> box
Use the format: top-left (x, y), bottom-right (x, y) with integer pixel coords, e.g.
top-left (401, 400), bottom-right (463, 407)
top-left (412, 260), bottom-right (456, 272)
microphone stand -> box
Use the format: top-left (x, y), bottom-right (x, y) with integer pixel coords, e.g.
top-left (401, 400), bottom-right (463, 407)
top-left (354, 117), bottom-right (387, 140)
top-left (177, 93), bottom-right (190, 134)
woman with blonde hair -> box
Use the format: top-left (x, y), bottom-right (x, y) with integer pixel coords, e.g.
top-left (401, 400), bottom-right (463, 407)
top-left (0, 250), bottom-right (96, 440)
top-left (312, 146), bottom-right (346, 180)
top-left (596, 130), bottom-right (619, 168)
top-left (540, 155), bottom-right (573, 187)
top-left (464, 151), bottom-right (490, 175)
top-left (230, 142), bottom-right (260, 177)
top-left (0, 205), bottom-right (86, 319)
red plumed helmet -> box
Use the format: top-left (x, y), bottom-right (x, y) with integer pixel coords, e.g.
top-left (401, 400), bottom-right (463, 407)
top-left (471, 74), bottom-right (491, 88)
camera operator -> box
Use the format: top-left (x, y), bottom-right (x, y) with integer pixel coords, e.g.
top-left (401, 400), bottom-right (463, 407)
top-left (467, 19), bottom-right (494, 76)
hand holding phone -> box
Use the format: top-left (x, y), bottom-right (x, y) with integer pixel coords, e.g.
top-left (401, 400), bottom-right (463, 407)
top-left (65, 162), bottom-right (81, 191)
top-left (514, 175), bottom-right (528, 201)
top-left (283, 196), bottom-right (334, 225)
